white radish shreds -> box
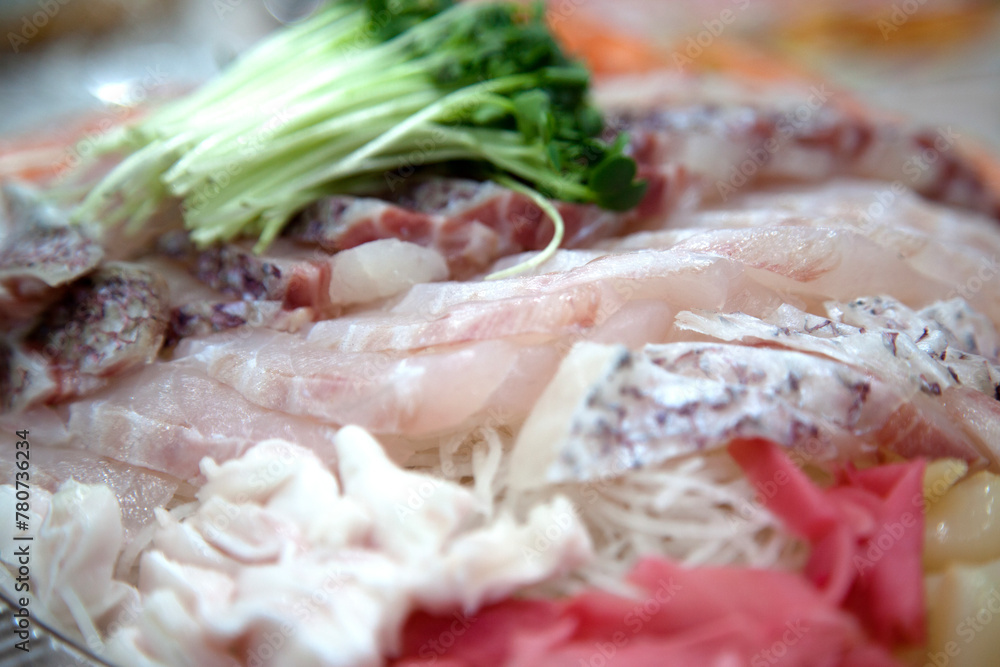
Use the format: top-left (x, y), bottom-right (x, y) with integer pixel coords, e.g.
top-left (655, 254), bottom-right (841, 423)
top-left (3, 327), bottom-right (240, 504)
top-left (406, 415), bottom-right (805, 596)
top-left (499, 448), bottom-right (806, 596)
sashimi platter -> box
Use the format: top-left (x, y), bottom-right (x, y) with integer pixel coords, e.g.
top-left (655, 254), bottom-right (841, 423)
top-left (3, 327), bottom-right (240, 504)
top-left (1, 1), bottom-right (999, 665)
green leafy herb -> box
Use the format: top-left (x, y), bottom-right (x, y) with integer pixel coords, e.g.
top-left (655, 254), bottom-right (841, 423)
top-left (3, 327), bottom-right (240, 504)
top-left (74, 0), bottom-right (646, 277)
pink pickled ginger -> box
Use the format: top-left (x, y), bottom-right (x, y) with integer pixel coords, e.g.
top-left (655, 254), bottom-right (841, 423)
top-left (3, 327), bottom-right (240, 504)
top-left (392, 439), bottom-right (926, 666)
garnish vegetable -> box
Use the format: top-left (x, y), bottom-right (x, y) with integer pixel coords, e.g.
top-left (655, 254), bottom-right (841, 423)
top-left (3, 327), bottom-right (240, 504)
top-left (73, 0), bottom-right (646, 277)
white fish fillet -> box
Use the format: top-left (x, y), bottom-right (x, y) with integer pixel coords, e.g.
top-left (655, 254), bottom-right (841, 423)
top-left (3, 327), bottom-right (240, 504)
top-left (510, 340), bottom-right (902, 489)
top-left (676, 302), bottom-right (1000, 466)
top-left (176, 329), bottom-right (563, 437)
top-left (23, 363), bottom-right (338, 481)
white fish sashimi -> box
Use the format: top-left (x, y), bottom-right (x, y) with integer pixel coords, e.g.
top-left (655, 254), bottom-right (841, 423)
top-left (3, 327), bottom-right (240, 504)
top-left (387, 247), bottom-right (739, 318)
top-left (46, 211), bottom-right (997, 476)
top-left (0, 183), bottom-right (103, 323)
top-left (177, 329), bottom-right (563, 438)
top-left (327, 238), bottom-right (448, 307)
top-left (595, 71), bottom-right (1000, 219)
top-left (673, 226), bottom-right (963, 314)
top-left (828, 295), bottom-right (1000, 395)
top-left (312, 280), bottom-right (613, 353)
top-left (676, 306), bottom-right (957, 390)
top-left (607, 180), bottom-right (1000, 321)
top-left (14, 182), bottom-right (1000, 481)
top-left (677, 302), bottom-right (1000, 467)
top-left (509, 341), bottom-right (901, 490)
top-left (0, 440), bottom-right (179, 552)
top-left (4, 263), bottom-right (170, 412)
top-left (43, 363), bottom-right (338, 481)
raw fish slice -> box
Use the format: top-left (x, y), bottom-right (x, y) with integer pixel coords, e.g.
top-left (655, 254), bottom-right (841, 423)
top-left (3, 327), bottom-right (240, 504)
top-left (16, 362), bottom-right (338, 481)
top-left (177, 329), bottom-right (563, 437)
top-left (509, 341), bottom-right (903, 489)
top-left (389, 219), bottom-right (973, 328)
top-left (158, 232), bottom-right (335, 311)
top-left (318, 215), bottom-right (971, 356)
top-left (597, 72), bottom-right (1000, 218)
top-left (614, 180), bottom-right (1000, 262)
top-left (830, 296), bottom-right (1000, 361)
top-left (388, 248), bottom-right (750, 320)
top-left (677, 306), bottom-right (999, 467)
top-left (705, 182), bottom-right (1000, 307)
top-left (827, 296), bottom-right (1000, 395)
top-left (0, 183), bottom-right (103, 323)
top-left (286, 177), bottom-right (669, 278)
top-left (310, 281), bottom-right (611, 353)
top-left (4, 263), bottom-right (169, 411)
top-left (308, 247), bottom-right (773, 357)
top-left (0, 440), bottom-right (179, 549)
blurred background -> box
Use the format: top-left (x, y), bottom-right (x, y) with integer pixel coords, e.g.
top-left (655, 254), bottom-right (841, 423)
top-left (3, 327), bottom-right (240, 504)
top-left (0, 0), bottom-right (998, 150)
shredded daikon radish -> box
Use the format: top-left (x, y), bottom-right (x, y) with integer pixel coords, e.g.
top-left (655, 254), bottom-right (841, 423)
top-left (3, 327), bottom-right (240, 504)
top-left (500, 448), bottom-right (806, 596)
top-left (405, 416), bottom-right (804, 596)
